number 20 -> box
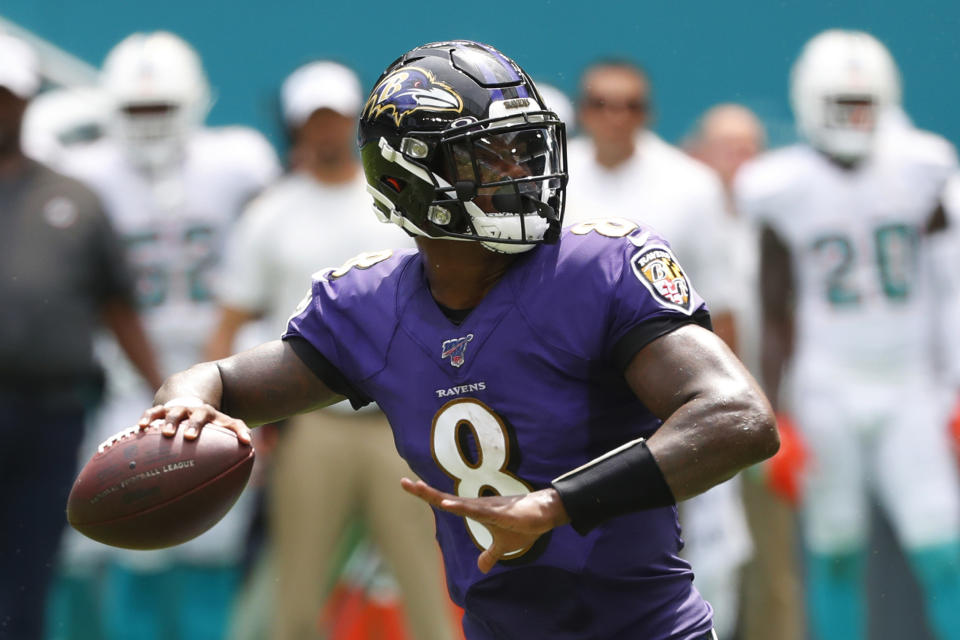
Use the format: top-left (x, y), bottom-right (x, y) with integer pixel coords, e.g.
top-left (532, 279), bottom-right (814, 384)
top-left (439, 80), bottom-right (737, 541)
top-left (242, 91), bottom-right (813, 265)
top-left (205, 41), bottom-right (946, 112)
top-left (431, 399), bottom-right (533, 559)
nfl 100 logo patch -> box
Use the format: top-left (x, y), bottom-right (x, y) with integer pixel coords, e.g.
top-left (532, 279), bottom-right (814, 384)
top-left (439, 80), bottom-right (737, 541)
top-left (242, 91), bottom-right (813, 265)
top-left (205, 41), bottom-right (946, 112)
top-left (441, 334), bottom-right (474, 368)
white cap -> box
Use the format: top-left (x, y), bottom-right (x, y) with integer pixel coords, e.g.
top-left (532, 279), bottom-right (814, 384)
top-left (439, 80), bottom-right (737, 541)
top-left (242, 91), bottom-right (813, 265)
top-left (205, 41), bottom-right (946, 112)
top-left (0, 33), bottom-right (40, 99)
top-left (281, 61), bottom-right (363, 127)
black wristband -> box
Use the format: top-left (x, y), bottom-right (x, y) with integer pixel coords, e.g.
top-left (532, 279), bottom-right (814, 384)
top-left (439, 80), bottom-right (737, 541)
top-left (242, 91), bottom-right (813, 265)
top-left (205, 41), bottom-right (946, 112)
top-left (550, 438), bottom-right (675, 535)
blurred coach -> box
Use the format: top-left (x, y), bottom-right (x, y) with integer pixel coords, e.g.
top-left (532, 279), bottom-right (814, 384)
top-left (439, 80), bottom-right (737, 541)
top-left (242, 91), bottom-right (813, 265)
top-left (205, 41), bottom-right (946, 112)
top-left (0, 34), bottom-right (159, 640)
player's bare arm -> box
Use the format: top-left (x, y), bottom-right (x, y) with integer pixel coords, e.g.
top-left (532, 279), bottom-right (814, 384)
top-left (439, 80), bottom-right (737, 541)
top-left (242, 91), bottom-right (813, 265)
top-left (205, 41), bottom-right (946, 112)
top-left (759, 224), bottom-right (795, 411)
top-left (141, 339), bottom-right (342, 442)
top-left (628, 323), bottom-right (778, 499)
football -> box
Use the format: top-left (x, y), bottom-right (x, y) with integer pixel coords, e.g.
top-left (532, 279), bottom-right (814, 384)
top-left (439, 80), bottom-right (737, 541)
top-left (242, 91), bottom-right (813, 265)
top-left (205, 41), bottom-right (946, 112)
top-left (66, 421), bottom-right (255, 550)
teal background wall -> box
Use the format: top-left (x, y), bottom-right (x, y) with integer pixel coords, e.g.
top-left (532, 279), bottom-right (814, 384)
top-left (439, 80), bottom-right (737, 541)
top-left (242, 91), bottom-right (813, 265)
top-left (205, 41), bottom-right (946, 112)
top-left (4, 1), bottom-right (958, 150)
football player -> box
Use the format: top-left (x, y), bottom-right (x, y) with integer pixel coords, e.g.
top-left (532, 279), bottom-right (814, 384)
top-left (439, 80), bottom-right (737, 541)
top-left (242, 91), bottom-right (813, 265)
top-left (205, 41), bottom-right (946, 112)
top-left (139, 40), bottom-right (777, 640)
top-left (736, 30), bottom-right (960, 640)
top-left (49, 31), bottom-right (279, 640)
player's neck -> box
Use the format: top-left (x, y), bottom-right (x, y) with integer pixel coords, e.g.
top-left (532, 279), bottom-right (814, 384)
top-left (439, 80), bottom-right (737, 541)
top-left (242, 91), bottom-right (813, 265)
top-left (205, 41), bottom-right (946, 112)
top-left (416, 237), bottom-right (519, 310)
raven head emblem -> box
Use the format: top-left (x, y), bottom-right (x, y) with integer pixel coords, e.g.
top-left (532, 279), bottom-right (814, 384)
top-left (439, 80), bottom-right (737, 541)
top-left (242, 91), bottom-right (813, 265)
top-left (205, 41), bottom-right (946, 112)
top-left (363, 66), bottom-right (464, 127)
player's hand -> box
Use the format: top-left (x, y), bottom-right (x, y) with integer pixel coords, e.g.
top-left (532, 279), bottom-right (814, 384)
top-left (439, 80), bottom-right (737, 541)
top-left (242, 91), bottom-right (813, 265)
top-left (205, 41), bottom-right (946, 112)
top-left (401, 478), bottom-right (569, 573)
top-left (137, 397), bottom-right (252, 445)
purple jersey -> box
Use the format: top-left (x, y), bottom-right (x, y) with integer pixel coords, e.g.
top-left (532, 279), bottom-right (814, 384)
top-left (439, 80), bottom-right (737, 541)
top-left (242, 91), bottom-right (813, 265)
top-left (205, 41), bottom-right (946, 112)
top-left (285, 222), bottom-right (714, 639)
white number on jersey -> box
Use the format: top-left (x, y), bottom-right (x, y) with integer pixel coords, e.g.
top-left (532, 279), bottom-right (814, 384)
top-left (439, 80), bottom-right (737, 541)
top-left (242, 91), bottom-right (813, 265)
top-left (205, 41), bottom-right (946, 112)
top-left (319, 249), bottom-right (393, 281)
top-left (570, 217), bottom-right (638, 238)
top-left (811, 224), bottom-right (916, 306)
top-left (126, 224), bottom-right (217, 308)
top-left (431, 398), bottom-right (533, 558)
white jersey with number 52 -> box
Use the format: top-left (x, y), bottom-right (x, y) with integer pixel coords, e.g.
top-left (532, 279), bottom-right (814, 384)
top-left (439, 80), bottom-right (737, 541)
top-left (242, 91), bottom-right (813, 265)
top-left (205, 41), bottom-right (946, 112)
top-left (58, 127), bottom-right (280, 384)
top-left (736, 130), bottom-right (957, 380)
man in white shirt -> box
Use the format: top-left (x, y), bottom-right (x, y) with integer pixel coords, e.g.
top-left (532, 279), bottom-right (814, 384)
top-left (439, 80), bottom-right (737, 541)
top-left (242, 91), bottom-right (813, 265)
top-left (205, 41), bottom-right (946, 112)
top-left (207, 60), bottom-right (456, 640)
top-left (564, 60), bottom-right (750, 639)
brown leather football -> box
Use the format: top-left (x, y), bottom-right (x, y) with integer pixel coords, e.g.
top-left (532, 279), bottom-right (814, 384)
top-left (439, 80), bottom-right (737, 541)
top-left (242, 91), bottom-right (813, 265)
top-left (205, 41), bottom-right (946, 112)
top-left (66, 422), bottom-right (254, 550)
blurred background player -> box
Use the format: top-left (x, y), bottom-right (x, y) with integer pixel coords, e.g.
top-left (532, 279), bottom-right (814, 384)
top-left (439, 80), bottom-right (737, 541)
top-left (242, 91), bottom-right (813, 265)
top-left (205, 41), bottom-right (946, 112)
top-left (206, 60), bottom-right (457, 640)
top-left (736, 29), bottom-right (960, 640)
top-left (685, 103), bottom-right (805, 640)
top-left (564, 59), bottom-right (751, 637)
top-left (46, 31), bottom-right (279, 640)
top-left (0, 33), bottom-right (160, 640)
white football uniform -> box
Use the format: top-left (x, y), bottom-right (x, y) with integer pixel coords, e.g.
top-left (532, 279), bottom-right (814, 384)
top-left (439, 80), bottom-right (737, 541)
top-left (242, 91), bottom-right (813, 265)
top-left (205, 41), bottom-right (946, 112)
top-left (736, 131), bottom-right (960, 552)
top-left (565, 131), bottom-right (751, 636)
top-left (57, 126), bottom-right (280, 567)
top-left (937, 175), bottom-right (960, 388)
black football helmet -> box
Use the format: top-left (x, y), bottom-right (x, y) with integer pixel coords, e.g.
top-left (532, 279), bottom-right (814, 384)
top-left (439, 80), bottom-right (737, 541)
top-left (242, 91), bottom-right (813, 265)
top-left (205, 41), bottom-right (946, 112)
top-left (358, 40), bottom-right (567, 254)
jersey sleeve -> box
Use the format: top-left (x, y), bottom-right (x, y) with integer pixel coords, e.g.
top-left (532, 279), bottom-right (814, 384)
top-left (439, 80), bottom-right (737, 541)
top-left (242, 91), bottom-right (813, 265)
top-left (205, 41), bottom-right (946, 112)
top-left (282, 276), bottom-right (374, 409)
top-left (538, 226), bottom-right (712, 372)
top-left (281, 250), bottom-right (408, 409)
top-left (604, 234), bottom-right (712, 371)
top-left (733, 150), bottom-right (796, 233)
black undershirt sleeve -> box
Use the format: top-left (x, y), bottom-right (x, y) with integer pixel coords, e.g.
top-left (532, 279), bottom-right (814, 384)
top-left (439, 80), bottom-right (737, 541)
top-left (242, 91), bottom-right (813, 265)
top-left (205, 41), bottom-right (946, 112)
top-left (610, 308), bottom-right (713, 373)
top-left (282, 335), bottom-right (373, 410)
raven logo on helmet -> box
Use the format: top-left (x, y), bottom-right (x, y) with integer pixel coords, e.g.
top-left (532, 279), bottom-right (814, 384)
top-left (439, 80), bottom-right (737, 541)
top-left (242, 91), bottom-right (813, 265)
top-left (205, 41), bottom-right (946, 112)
top-left (363, 67), bottom-right (463, 127)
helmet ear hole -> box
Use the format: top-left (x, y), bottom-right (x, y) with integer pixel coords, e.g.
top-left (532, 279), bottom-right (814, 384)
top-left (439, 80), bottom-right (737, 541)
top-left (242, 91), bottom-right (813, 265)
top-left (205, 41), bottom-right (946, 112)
top-left (381, 176), bottom-right (406, 193)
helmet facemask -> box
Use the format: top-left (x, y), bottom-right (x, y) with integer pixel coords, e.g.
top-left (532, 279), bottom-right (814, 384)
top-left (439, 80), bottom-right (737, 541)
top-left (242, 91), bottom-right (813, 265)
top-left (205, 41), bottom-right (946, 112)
top-left (114, 103), bottom-right (194, 171)
top-left (815, 94), bottom-right (878, 162)
top-left (367, 109), bottom-right (567, 254)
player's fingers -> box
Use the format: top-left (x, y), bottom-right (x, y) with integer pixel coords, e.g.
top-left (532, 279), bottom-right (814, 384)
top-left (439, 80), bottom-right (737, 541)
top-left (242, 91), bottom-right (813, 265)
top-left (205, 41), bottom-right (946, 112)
top-left (477, 538), bottom-right (509, 574)
top-left (162, 412), bottom-right (185, 436)
top-left (138, 406), bottom-right (166, 429)
top-left (183, 407), bottom-right (216, 440)
top-left (436, 497), bottom-right (498, 522)
top-left (212, 414), bottom-right (252, 445)
top-left (400, 477), bottom-right (455, 508)
top-left (161, 406), bottom-right (193, 437)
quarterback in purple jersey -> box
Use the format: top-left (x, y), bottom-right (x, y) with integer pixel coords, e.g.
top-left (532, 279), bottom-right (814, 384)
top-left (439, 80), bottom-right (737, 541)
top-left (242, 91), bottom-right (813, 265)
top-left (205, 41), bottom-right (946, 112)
top-left (140, 41), bottom-right (777, 639)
